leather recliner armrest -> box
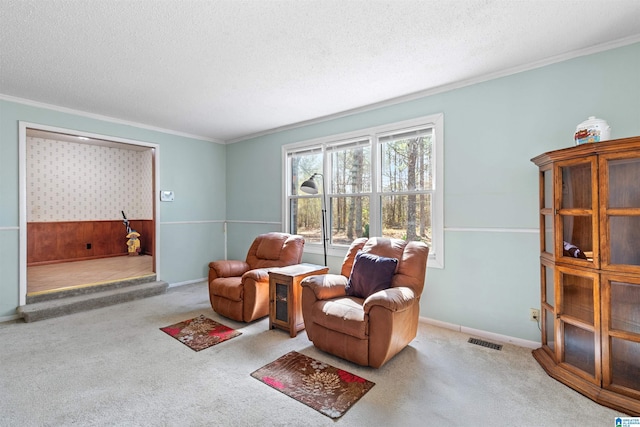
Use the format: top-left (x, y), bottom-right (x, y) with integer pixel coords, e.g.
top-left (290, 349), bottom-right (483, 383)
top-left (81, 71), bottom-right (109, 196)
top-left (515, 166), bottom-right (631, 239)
top-left (242, 268), bottom-right (270, 282)
top-left (363, 287), bottom-right (416, 313)
top-left (209, 260), bottom-right (251, 278)
top-left (301, 274), bottom-right (348, 300)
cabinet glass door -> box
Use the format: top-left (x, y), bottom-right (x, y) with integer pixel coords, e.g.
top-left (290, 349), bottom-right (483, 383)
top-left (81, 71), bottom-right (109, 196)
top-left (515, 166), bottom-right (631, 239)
top-left (539, 167), bottom-right (556, 357)
top-left (556, 158), bottom-right (598, 267)
top-left (602, 275), bottom-right (640, 398)
top-left (601, 154), bottom-right (640, 272)
top-left (275, 283), bottom-right (289, 322)
top-left (540, 167), bottom-right (555, 256)
top-left (558, 267), bottom-right (600, 382)
top-left (541, 261), bottom-right (556, 353)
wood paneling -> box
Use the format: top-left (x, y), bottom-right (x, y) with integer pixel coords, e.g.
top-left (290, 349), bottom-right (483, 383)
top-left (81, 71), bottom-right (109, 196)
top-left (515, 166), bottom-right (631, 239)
top-left (28, 220), bottom-right (154, 265)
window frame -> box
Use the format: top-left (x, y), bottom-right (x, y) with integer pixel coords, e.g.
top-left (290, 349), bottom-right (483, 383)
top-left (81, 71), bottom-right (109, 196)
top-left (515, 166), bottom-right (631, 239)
top-left (282, 113), bottom-right (444, 269)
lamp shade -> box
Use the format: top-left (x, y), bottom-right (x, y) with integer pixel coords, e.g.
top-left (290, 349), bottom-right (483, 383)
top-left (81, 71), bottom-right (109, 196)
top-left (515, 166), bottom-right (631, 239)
top-left (300, 177), bottom-right (319, 194)
top-left (299, 172), bottom-right (327, 266)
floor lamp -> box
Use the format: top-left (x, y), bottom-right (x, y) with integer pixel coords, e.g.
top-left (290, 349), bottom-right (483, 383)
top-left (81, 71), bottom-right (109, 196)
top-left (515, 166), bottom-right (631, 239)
top-left (300, 173), bottom-right (327, 266)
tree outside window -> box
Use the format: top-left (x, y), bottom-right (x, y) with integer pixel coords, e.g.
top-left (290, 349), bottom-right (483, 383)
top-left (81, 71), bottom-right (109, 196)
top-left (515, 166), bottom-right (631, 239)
top-left (285, 114), bottom-right (443, 268)
top-left (379, 128), bottom-right (433, 244)
top-left (328, 139), bottom-right (371, 245)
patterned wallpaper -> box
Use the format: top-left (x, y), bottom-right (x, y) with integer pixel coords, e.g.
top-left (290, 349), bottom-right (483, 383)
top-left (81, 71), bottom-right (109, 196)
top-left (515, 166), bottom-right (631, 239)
top-left (27, 137), bottom-right (153, 222)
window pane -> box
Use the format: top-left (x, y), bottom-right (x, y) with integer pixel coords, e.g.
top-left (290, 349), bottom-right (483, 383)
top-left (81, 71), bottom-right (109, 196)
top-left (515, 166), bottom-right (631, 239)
top-left (544, 169), bottom-right (553, 209)
top-left (544, 214), bottom-right (554, 254)
top-left (561, 163), bottom-right (591, 209)
top-left (563, 323), bottom-right (595, 376)
top-left (285, 114), bottom-right (443, 268)
top-left (545, 264), bottom-right (555, 307)
top-left (329, 196), bottom-right (369, 245)
top-left (562, 215), bottom-right (593, 257)
top-left (380, 132), bottom-right (433, 192)
top-left (330, 144), bottom-right (371, 194)
top-left (544, 308), bottom-right (555, 351)
top-left (381, 194), bottom-right (431, 244)
top-left (608, 157), bottom-right (640, 208)
top-left (611, 338), bottom-right (640, 391)
top-left (290, 197), bottom-right (323, 244)
top-left (290, 151), bottom-right (322, 196)
top-left (609, 216), bottom-right (640, 266)
top-left (561, 272), bottom-right (594, 324)
top-left (610, 281), bottom-right (640, 334)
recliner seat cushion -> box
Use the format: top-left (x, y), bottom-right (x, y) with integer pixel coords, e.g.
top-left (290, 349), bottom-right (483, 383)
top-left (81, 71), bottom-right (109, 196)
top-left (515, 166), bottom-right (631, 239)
top-left (312, 297), bottom-right (367, 339)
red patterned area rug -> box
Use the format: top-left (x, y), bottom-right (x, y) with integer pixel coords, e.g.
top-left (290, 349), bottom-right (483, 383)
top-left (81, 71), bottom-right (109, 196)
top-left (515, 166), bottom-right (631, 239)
top-left (251, 351), bottom-right (375, 419)
top-left (160, 315), bottom-right (241, 351)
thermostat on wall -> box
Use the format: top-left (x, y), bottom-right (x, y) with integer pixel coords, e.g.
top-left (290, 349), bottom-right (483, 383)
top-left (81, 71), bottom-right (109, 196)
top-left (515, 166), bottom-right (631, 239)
top-left (160, 190), bottom-right (174, 202)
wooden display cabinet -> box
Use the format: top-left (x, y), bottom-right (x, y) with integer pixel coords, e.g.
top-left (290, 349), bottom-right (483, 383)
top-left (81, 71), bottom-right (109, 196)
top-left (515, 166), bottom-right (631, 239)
top-left (531, 136), bottom-right (640, 415)
top-left (268, 263), bottom-right (329, 337)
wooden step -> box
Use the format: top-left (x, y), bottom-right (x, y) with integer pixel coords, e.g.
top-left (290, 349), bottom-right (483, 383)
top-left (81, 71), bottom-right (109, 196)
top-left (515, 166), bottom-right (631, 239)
top-left (26, 274), bottom-right (158, 304)
top-left (18, 280), bottom-right (168, 322)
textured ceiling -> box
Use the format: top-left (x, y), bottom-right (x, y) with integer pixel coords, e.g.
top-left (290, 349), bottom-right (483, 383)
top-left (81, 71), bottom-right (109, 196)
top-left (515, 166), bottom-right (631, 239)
top-left (1, 0), bottom-right (639, 143)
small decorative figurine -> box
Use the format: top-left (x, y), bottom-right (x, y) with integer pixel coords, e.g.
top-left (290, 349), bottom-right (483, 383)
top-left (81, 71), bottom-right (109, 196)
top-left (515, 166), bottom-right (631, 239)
top-left (126, 231), bottom-right (141, 256)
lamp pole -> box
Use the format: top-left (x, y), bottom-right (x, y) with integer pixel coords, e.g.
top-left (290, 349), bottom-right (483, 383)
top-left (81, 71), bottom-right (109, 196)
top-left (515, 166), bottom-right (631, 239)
top-left (300, 173), bottom-right (328, 266)
top-left (320, 178), bottom-right (327, 266)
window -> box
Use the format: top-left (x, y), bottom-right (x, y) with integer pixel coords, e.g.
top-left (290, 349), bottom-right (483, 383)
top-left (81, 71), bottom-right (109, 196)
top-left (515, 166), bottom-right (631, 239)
top-left (327, 138), bottom-right (371, 245)
top-left (285, 113), bottom-right (443, 268)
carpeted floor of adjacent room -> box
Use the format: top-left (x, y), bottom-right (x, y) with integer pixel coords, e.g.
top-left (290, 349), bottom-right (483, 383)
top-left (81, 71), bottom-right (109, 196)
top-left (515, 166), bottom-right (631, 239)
top-left (0, 281), bottom-right (624, 426)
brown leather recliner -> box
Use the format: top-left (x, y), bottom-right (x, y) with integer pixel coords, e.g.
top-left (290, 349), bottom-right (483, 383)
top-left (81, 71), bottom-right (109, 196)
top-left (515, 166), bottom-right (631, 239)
top-left (301, 237), bottom-right (429, 368)
top-left (208, 232), bottom-right (304, 322)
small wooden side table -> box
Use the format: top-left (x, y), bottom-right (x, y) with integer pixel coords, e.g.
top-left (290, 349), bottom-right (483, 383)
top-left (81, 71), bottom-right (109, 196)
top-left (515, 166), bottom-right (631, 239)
top-left (268, 263), bottom-right (329, 337)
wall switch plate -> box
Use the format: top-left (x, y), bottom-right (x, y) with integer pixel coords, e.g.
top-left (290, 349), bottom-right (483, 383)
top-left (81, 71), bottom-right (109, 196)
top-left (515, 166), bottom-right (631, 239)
top-left (160, 190), bottom-right (174, 202)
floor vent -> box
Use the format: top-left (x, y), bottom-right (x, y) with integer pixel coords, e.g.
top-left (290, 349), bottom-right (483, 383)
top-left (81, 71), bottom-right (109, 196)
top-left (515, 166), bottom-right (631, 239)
top-left (468, 338), bottom-right (503, 351)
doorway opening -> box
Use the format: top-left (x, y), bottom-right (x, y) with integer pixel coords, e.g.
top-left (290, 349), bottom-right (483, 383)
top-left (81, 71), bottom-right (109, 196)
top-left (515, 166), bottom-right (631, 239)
top-left (19, 123), bottom-right (160, 304)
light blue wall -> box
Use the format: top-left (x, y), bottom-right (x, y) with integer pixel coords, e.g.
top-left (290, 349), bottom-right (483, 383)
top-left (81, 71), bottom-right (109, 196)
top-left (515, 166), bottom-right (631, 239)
top-left (1, 43), bottom-right (638, 341)
top-left (225, 42), bottom-right (640, 342)
top-left (0, 99), bottom-right (227, 317)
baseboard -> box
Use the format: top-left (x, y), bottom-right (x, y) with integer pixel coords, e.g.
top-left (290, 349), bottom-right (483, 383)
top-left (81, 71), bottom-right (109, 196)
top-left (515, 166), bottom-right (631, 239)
top-left (419, 316), bottom-right (540, 349)
top-left (0, 314), bottom-right (22, 324)
top-left (168, 278), bottom-right (207, 288)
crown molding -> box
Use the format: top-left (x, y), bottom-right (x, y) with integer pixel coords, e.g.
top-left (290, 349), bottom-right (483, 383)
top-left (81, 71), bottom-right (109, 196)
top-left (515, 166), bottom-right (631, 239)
top-left (0, 93), bottom-right (224, 144)
top-left (227, 35), bottom-right (640, 144)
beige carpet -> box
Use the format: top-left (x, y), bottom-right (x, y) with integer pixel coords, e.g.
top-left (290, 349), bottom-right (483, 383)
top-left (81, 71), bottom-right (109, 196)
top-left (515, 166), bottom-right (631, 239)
top-left (0, 281), bottom-right (624, 426)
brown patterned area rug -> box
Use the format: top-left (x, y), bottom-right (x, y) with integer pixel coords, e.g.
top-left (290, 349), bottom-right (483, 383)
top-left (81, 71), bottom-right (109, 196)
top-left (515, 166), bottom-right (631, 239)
top-left (160, 315), bottom-right (241, 351)
top-left (251, 351), bottom-right (375, 419)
